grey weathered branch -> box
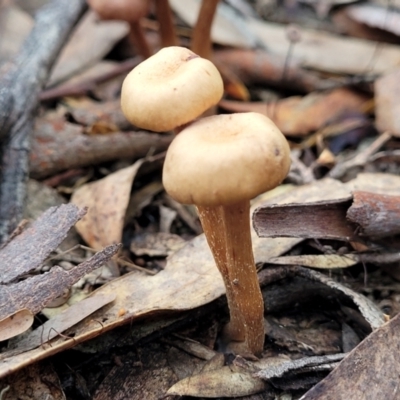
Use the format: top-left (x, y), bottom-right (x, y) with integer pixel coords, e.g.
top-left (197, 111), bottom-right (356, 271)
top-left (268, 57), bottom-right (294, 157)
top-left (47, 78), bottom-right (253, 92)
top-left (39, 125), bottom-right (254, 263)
top-left (0, 0), bottom-right (87, 243)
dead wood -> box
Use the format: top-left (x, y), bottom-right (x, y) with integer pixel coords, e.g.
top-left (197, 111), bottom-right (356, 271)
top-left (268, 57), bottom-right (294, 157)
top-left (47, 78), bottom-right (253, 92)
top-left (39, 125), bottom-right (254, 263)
top-left (347, 191), bottom-right (400, 239)
top-left (0, 204), bottom-right (85, 284)
top-left (30, 119), bottom-right (172, 179)
top-left (253, 197), bottom-right (358, 241)
top-left (0, 0), bottom-right (86, 243)
top-left (253, 191), bottom-right (400, 242)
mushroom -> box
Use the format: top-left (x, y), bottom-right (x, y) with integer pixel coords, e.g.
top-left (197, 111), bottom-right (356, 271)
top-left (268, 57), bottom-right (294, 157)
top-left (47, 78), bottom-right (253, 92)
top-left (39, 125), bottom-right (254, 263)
top-left (155, 0), bottom-right (178, 47)
top-left (120, 46), bottom-right (223, 132)
top-left (162, 112), bottom-right (291, 356)
top-left (88, 0), bottom-right (152, 59)
top-left (191, 0), bottom-right (220, 60)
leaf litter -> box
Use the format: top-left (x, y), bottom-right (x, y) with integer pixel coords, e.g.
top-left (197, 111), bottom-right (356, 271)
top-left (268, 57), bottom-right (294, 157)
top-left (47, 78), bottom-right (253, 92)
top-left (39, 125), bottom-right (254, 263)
top-left (2, 0), bottom-right (400, 398)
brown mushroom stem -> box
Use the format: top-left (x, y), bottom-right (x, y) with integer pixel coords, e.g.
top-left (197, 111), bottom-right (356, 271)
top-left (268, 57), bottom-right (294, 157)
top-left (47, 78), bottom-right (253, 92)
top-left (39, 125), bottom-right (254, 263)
top-left (191, 0), bottom-right (220, 59)
top-left (197, 200), bottom-right (264, 356)
top-left (155, 0), bottom-right (178, 47)
top-left (128, 21), bottom-right (152, 59)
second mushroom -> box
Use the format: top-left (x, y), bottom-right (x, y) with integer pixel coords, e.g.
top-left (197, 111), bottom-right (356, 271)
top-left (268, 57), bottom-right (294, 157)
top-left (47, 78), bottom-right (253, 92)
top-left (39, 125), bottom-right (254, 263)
top-left (163, 112), bottom-right (291, 356)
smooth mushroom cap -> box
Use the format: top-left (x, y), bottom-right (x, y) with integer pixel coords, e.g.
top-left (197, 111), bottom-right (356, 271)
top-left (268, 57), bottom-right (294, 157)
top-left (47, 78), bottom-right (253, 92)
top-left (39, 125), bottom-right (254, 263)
top-left (88, 0), bottom-right (149, 21)
top-left (163, 112), bottom-right (291, 206)
top-left (121, 46), bottom-right (224, 132)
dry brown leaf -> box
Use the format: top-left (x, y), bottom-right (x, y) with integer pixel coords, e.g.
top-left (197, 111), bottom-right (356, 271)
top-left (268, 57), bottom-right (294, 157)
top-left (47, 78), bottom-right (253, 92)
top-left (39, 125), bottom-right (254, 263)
top-left (344, 172), bottom-right (400, 195)
top-left (48, 11), bottom-right (129, 86)
top-left (0, 225), bottom-right (299, 378)
top-left (14, 293), bottom-right (116, 353)
top-left (0, 4), bottom-right (33, 66)
top-left (268, 254), bottom-right (358, 269)
top-left (2, 362), bottom-right (65, 400)
top-left (220, 89), bottom-right (369, 137)
top-left (249, 17), bottom-right (400, 75)
top-left (0, 309), bottom-right (33, 342)
top-left (375, 68), bottom-right (400, 137)
top-left (300, 311), bottom-right (400, 400)
top-left (346, 4), bottom-right (400, 36)
top-left (71, 161), bottom-right (144, 249)
top-left (296, 268), bottom-right (385, 330)
top-left (167, 364), bottom-right (267, 398)
top-left (130, 232), bottom-right (186, 257)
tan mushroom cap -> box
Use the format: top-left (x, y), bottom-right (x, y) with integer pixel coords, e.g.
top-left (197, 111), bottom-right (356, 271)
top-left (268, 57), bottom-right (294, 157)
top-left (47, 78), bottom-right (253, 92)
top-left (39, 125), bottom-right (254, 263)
top-left (88, 0), bottom-right (149, 21)
top-left (163, 112), bottom-right (291, 206)
top-left (121, 47), bottom-right (224, 132)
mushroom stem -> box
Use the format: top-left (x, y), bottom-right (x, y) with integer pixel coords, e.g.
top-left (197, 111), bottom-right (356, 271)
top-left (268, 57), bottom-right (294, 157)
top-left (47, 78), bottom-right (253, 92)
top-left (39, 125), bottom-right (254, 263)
top-left (128, 21), bottom-right (152, 59)
top-left (197, 200), bottom-right (264, 356)
top-left (155, 0), bottom-right (178, 47)
top-left (191, 0), bottom-right (220, 59)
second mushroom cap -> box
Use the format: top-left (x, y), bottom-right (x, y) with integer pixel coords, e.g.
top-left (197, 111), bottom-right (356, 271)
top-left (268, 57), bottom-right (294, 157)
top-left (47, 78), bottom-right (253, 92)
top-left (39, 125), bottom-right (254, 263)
top-left (121, 46), bottom-right (223, 132)
top-left (163, 112), bottom-right (291, 206)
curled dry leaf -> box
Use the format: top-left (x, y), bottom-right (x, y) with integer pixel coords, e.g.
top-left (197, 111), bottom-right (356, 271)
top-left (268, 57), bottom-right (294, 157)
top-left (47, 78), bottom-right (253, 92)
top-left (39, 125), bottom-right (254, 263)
top-left (0, 309), bottom-right (34, 342)
top-left (375, 68), bottom-right (400, 137)
top-left (300, 311), bottom-right (400, 400)
top-left (167, 364), bottom-right (267, 398)
top-left (219, 88), bottom-right (369, 137)
top-left (256, 353), bottom-right (346, 380)
top-left (13, 293), bottom-right (116, 353)
top-left (48, 11), bottom-right (129, 86)
top-left (248, 17), bottom-right (400, 75)
top-left (71, 160), bottom-right (145, 249)
top-left (296, 268), bottom-right (385, 330)
top-left (268, 254), bottom-right (359, 269)
top-left (346, 4), bottom-right (400, 36)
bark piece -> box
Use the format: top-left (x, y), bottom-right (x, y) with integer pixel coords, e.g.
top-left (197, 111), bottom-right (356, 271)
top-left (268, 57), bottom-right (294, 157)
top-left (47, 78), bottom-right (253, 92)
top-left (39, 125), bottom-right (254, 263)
top-left (347, 191), bottom-right (400, 238)
top-left (0, 243), bottom-right (120, 321)
top-left (0, 204), bottom-right (85, 284)
top-left (253, 197), bottom-right (357, 241)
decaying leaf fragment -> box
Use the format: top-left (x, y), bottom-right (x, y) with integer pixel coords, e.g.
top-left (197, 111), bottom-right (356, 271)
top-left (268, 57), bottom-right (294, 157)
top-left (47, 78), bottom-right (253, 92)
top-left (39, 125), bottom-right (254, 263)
top-left (0, 204), bottom-right (120, 341)
top-left (167, 364), bottom-right (267, 398)
top-left (219, 88), bottom-right (369, 137)
top-left (0, 309), bottom-right (34, 342)
top-left (0, 203), bottom-right (86, 284)
top-left (300, 311), bottom-right (400, 400)
top-left (71, 160), bottom-right (146, 249)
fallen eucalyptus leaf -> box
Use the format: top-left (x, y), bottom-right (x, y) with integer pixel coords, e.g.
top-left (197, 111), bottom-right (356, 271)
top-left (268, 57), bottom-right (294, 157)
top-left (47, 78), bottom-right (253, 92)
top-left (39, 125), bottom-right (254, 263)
top-left (268, 254), bottom-right (359, 269)
top-left (256, 353), bottom-right (345, 380)
top-left (71, 161), bottom-right (145, 249)
top-left (167, 364), bottom-right (267, 398)
top-left (296, 267), bottom-right (385, 330)
top-left (14, 292), bottom-right (116, 353)
top-left (0, 309), bottom-right (34, 341)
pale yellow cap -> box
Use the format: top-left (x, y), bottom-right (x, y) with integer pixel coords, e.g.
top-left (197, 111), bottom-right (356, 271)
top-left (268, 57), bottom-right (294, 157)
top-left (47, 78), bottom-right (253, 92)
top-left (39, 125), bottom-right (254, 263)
top-left (163, 113), bottom-right (291, 206)
top-left (121, 47), bottom-right (224, 132)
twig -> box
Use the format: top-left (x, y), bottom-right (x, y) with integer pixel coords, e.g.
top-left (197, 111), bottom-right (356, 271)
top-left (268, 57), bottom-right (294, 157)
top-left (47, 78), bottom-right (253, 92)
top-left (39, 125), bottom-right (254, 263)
top-left (0, 0), bottom-right (87, 244)
top-left (328, 132), bottom-right (392, 179)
